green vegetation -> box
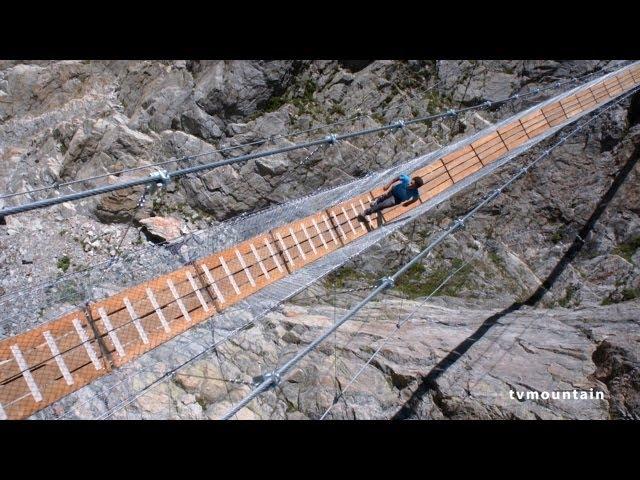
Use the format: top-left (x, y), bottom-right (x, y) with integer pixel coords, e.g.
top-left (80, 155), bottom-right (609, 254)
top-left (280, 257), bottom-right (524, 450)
top-left (56, 282), bottom-right (84, 304)
top-left (326, 266), bottom-right (371, 289)
top-left (195, 395), bottom-right (208, 410)
top-left (558, 285), bottom-right (577, 308)
top-left (371, 112), bottom-right (386, 124)
top-left (601, 287), bottom-right (640, 305)
top-left (488, 251), bottom-right (504, 268)
top-left (329, 103), bottom-right (345, 116)
top-left (424, 89), bottom-right (449, 115)
top-left (622, 288), bottom-right (640, 301)
top-left (263, 94), bottom-right (287, 113)
top-left (613, 236), bottom-right (640, 263)
top-left (395, 259), bottom-right (473, 299)
top-left (56, 255), bottom-right (71, 273)
top-left (550, 227), bottom-right (564, 244)
top-left (290, 79), bottom-right (319, 116)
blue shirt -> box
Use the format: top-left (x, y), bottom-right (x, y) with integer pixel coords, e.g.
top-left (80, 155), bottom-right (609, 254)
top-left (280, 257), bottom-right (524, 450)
top-left (391, 174), bottom-right (419, 203)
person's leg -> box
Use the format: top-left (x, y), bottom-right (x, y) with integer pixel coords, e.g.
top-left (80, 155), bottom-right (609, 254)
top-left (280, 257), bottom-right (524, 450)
top-left (362, 196), bottom-right (396, 216)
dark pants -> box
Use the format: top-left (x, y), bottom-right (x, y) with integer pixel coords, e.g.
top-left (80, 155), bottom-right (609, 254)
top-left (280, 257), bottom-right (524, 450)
top-left (363, 195), bottom-right (398, 216)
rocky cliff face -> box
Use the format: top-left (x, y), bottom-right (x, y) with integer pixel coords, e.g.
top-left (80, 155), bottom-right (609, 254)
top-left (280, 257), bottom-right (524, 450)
top-left (1, 60), bottom-right (638, 419)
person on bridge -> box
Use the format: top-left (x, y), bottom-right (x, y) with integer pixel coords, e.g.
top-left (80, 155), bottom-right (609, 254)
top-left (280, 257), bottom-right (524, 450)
top-left (357, 173), bottom-right (423, 223)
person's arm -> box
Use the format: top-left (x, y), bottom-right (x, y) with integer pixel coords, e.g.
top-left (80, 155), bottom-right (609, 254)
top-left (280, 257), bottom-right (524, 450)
top-left (402, 197), bottom-right (420, 207)
top-left (401, 190), bottom-right (421, 207)
top-left (383, 177), bottom-right (401, 190)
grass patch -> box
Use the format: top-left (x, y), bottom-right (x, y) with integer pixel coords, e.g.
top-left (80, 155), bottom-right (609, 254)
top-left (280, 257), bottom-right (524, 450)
top-left (395, 259), bottom-right (473, 299)
top-left (613, 236), bottom-right (640, 262)
top-left (558, 285), bottom-right (577, 308)
top-left (56, 255), bottom-right (71, 273)
top-left (326, 266), bottom-right (368, 289)
top-left (290, 79), bottom-right (318, 116)
top-left (329, 104), bottom-right (345, 116)
top-left (424, 89), bottom-right (449, 115)
top-left (488, 251), bottom-right (504, 268)
top-left (263, 94), bottom-right (287, 113)
top-left (48, 280), bottom-right (84, 304)
top-left (371, 112), bottom-right (386, 124)
top-left (550, 227), bottom-right (564, 244)
top-left (601, 287), bottom-right (640, 305)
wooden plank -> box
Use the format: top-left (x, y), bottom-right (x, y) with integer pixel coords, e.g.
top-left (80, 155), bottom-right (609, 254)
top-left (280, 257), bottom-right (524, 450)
top-left (0, 310), bottom-right (109, 420)
top-left (325, 195), bottom-right (369, 246)
top-left (519, 110), bottom-right (550, 137)
top-left (575, 89), bottom-right (598, 110)
top-left (541, 102), bottom-right (567, 127)
top-left (452, 160), bottom-right (483, 182)
top-left (89, 268), bottom-right (199, 338)
top-left (603, 76), bottom-right (624, 97)
top-left (498, 122), bottom-right (529, 150)
top-left (1, 360), bottom-right (109, 420)
top-left (0, 311), bottom-right (106, 388)
top-left (559, 95), bottom-right (584, 118)
top-left (616, 70), bottom-right (636, 90)
top-left (412, 159), bottom-right (448, 181)
top-left (195, 232), bottom-right (288, 310)
top-left (496, 121), bottom-right (528, 150)
top-left (441, 145), bottom-right (478, 171)
top-left (93, 265), bottom-right (197, 320)
top-left (107, 295), bottom-right (212, 368)
top-left (589, 83), bottom-right (610, 103)
top-left (471, 132), bottom-right (508, 164)
top-left (270, 210), bottom-right (344, 272)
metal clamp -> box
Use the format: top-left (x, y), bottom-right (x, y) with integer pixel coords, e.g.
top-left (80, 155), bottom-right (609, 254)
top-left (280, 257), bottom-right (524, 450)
top-left (453, 218), bottom-right (466, 230)
top-left (394, 119), bottom-right (406, 129)
top-left (446, 109), bottom-right (456, 117)
top-left (380, 276), bottom-right (395, 289)
top-left (325, 134), bottom-right (338, 144)
top-left (263, 371), bottom-right (282, 386)
top-left (489, 187), bottom-right (503, 200)
top-left (149, 168), bottom-right (171, 188)
top-left (484, 100), bottom-right (493, 108)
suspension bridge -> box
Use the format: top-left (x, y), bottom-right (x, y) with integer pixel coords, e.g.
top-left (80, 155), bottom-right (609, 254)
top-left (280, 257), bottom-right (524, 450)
top-left (0, 61), bottom-right (638, 420)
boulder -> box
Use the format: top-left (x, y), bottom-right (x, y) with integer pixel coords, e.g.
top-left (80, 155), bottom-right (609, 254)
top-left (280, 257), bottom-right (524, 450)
top-left (139, 216), bottom-right (184, 243)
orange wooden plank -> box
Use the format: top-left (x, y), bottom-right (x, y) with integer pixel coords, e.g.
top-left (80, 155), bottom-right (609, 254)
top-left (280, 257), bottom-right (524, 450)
top-left (559, 95), bottom-right (584, 118)
top-left (603, 76), bottom-right (624, 97)
top-left (541, 102), bottom-right (567, 127)
top-left (575, 89), bottom-right (598, 110)
top-left (519, 110), bottom-right (550, 137)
